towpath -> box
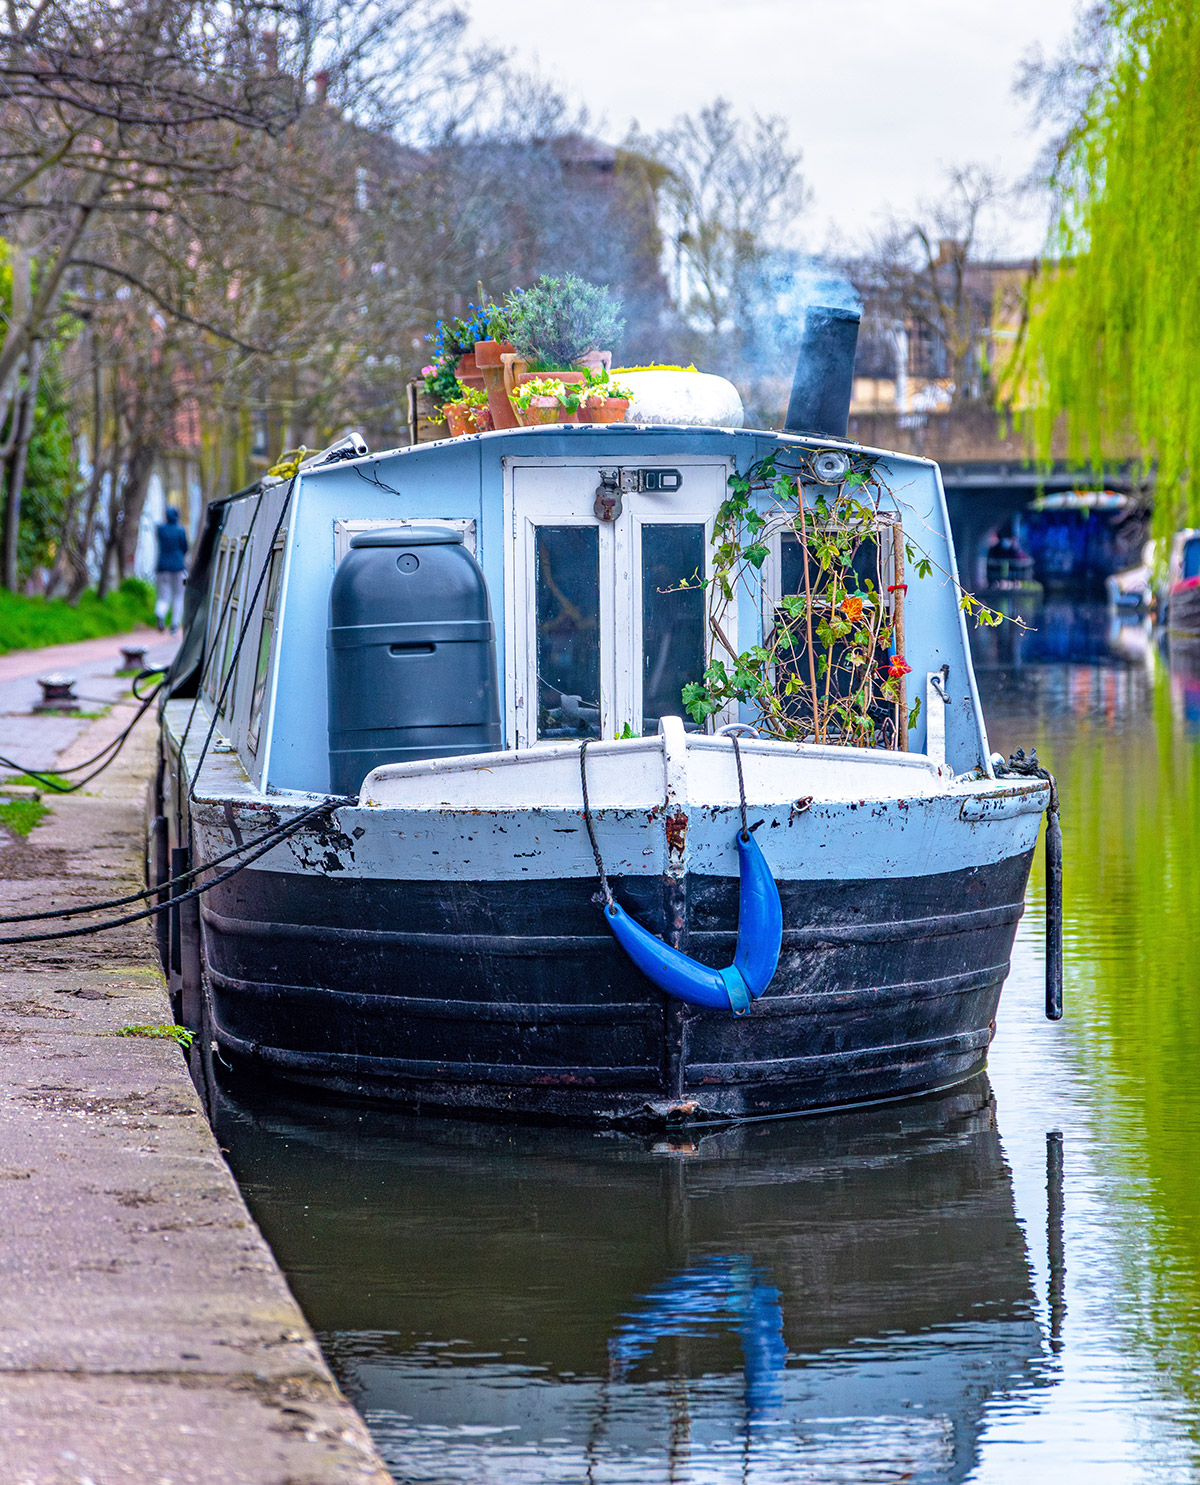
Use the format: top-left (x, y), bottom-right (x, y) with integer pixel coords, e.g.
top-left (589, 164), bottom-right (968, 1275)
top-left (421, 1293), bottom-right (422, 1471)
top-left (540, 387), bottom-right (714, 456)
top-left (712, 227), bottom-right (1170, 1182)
top-left (0, 637), bottom-right (391, 1484)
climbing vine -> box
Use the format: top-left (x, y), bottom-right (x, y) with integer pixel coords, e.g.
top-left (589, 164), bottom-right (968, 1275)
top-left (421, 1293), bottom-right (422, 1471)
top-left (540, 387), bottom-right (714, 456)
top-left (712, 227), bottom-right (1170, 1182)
top-left (682, 448), bottom-right (1006, 747)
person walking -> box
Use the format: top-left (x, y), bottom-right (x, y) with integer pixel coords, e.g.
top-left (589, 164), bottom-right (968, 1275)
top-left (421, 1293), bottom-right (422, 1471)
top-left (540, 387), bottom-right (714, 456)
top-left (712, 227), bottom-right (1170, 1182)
top-left (154, 507), bottom-right (189, 634)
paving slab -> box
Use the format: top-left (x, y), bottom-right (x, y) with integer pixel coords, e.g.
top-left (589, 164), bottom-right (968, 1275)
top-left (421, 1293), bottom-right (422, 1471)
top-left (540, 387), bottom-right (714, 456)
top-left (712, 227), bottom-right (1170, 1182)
top-left (0, 633), bottom-right (179, 778)
top-left (0, 674), bottom-right (391, 1484)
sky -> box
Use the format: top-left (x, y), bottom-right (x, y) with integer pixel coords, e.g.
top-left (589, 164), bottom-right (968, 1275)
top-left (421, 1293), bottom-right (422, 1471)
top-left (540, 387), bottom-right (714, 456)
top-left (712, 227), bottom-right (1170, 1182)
top-left (463, 0), bottom-right (1083, 257)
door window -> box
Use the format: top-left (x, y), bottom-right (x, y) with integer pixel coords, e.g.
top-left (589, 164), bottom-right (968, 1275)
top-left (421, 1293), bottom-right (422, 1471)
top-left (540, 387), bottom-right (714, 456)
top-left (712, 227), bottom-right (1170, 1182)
top-left (640, 523), bottom-right (706, 733)
top-left (535, 525), bottom-right (601, 740)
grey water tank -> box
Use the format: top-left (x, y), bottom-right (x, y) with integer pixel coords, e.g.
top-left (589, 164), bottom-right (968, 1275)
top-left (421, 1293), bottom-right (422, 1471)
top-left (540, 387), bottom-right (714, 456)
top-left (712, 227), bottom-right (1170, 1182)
top-left (327, 526), bottom-right (501, 796)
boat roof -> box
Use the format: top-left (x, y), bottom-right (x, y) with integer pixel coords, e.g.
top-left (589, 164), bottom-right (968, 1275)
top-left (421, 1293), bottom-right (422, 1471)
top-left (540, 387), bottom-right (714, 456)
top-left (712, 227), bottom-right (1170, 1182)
top-left (276, 422), bottom-right (940, 490)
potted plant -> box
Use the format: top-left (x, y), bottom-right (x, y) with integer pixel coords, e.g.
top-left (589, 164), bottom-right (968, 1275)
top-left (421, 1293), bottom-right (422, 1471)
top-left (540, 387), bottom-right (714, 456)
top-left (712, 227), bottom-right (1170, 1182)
top-left (510, 376), bottom-right (578, 427)
top-left (421, 363), bottom-right (466, 436)
top-left (474, 300), bottom-right (521, 429)
top-left (473, 302), bottom-right (516, 369)
top-left (442, 400), bottom-right (472, 437)
top-left (461, 384), bottom-right (493, 432)
top-left (579, 370), bottom-right (634, 424)
top-left (427, 310), bottom-right (488, 390)
top-left (440, 384), bottom-right (491, 437)
top-left (507, 275), bottom-right (624, 392)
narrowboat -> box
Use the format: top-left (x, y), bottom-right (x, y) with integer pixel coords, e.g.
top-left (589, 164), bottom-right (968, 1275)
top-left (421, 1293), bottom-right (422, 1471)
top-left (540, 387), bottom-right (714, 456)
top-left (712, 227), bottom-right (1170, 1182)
top-left (151, 310), bottom-right (1053, 1125)
top-left (1165, 528), bottom-right (1200, 635)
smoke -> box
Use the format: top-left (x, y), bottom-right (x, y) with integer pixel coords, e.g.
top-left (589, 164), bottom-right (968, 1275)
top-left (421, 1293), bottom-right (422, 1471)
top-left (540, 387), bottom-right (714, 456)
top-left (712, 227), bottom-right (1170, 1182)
top-left (734, 251), bottom-right (862, 429)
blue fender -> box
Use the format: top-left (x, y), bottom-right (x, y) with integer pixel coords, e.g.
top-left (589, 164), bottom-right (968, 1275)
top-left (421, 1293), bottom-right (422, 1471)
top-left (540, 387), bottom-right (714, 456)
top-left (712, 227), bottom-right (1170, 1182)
top-left (603, 829), bottom-right (783, 1015)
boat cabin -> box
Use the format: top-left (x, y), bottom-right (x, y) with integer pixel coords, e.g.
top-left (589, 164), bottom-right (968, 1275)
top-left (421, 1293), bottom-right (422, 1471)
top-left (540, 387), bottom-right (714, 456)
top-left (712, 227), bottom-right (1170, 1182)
top-left (180, 423), bottom-right (992, 802)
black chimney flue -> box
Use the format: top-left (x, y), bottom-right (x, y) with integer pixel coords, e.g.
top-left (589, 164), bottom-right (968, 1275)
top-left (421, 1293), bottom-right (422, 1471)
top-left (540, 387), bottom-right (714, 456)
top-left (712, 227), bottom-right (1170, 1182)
top-left (783, 305), bottom-right (861, 439)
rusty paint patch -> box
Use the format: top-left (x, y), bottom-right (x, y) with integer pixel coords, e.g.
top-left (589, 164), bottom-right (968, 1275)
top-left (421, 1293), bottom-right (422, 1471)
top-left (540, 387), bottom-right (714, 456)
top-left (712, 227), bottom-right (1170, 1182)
top-left (665, 808), bottom-right (689, 859)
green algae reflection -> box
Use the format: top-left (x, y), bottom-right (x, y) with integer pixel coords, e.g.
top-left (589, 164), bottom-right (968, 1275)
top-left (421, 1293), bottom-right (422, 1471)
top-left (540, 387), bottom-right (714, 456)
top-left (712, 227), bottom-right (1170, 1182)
top-left (1009, 652), bottom-right (1200, 1433)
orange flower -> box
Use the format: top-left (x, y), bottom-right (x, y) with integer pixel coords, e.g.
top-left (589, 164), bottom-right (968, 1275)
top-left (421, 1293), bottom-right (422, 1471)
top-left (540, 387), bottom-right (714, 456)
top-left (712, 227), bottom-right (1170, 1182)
top-left (840, 595), bottom-right (864, 621)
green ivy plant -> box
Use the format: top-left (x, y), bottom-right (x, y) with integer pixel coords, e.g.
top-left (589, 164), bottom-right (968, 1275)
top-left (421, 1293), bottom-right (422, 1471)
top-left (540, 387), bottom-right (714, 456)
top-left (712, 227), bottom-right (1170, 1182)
top-left (681, 449), bottom-right (1007, 748)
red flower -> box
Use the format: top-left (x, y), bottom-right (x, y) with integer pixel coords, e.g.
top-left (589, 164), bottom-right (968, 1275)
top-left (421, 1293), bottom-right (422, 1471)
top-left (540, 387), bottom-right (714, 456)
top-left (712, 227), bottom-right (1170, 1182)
top-left (888, 655), bottom-right (912, 680)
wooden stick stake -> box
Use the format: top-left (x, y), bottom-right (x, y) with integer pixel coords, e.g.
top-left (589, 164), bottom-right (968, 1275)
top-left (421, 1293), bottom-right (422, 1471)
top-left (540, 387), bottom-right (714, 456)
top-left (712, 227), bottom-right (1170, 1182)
top-left (891, 520), bottom-right (907, 751)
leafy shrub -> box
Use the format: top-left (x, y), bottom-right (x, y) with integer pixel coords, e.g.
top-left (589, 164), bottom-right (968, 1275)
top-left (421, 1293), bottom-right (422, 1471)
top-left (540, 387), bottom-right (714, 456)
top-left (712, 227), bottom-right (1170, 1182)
top-left (508, 275), bottom-right (624, 370)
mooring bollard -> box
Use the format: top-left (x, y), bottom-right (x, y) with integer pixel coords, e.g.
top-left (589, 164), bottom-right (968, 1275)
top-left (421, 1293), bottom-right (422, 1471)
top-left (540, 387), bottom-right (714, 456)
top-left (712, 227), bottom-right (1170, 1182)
top-left (119, 645), bottom-right (147, 673)
top-left (1003, 747), bottom-right (1064, 1021)
top-left (33, 675), bottom-right (79, 714)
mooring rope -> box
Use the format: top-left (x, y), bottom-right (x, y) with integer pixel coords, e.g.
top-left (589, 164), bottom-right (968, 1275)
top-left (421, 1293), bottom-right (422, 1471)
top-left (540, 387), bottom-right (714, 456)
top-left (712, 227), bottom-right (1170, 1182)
top-left (0, 799), bottom-right (336, 946)
top-left (580, 729), bottom-right (755, 910)
top-left (579, 737), bottom-right (614, 911)
top-left (730, 732), bottom-right (749, 842)
top-left (0, 676), bottom-right (167, 794)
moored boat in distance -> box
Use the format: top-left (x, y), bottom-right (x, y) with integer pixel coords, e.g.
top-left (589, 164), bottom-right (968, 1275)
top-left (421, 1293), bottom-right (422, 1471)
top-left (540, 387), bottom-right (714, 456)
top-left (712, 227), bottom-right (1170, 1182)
top-left (1165, 528), bottom-right (1200, 635)
top-left (151, 310), bottom-right (1053, 1125)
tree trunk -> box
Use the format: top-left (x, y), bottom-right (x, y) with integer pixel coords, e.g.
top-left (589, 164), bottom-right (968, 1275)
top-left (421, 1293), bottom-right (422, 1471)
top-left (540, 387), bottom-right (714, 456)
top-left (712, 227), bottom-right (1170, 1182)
top-left (0, 341), bottom-right (44, 591)
top-left (0, 179), bottom-right (107, 434)
top-left (117, 440), bottom-right (158, 578)
top-left (63, 354), bottom-right (108, 601)
top-left (96, 457), bottom-right (124, 601)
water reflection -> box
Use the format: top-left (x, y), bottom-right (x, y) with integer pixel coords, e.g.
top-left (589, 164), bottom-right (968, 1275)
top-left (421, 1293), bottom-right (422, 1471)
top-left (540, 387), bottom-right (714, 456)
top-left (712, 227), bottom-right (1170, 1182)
top-left (977, 605), bottom-right (1200, 1464)
top-left (213, 1077), bottom-right (1049, 1484)
top-left (972, 594), bottom-right (1156, 674)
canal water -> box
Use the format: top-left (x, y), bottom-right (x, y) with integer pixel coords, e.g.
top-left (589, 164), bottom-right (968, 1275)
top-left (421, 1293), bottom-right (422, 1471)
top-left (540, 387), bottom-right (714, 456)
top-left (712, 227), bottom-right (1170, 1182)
top-left (211, 602), bottom-right (1200, 1483)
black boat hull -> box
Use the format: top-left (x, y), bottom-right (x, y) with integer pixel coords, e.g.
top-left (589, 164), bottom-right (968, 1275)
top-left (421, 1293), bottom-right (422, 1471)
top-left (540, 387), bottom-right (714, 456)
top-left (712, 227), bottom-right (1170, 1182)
top-left (196, 850), bottom-right (1033, 1124)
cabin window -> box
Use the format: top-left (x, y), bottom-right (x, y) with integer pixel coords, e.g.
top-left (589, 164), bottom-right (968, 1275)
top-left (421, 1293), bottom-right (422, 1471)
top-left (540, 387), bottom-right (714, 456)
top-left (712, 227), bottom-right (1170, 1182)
top-left (640, 523), bottom-right (706, 733)
top-left (1184, 539), bottom-right (1200, 582)
top-left (217, 538), bottom-right (246, 719)
top-left (334, 517), bottom-right (476, 563)
top-left (204, 545), bottom-right (230, 707)
top-left (768, 522), bottom-right (900, 744)
top-left (247, 545), bottom-right (284, 755)
top-left (535, 525), bottom-right (601, 740)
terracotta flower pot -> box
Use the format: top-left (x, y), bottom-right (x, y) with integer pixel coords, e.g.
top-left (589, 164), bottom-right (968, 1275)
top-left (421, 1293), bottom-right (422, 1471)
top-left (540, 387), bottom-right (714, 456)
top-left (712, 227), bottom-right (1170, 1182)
top-left (517, 397), bottom-right (560, 427)
top-left (481, 363), bottom-right (520, 429)
top-left (474, 339), bottom-right (515, 370)
top-left (501, 353), bottom-right (527, 404)
top-left (471, 404), bottom-right (494, 433)
top-left (587, 398), bottom-right (629, 424)
top-left (574, 349), bottom-right (612, 376)
top-left (443, 403), bottom-right (472, 437)
top-left (455, 352), bottom-right (485, 390)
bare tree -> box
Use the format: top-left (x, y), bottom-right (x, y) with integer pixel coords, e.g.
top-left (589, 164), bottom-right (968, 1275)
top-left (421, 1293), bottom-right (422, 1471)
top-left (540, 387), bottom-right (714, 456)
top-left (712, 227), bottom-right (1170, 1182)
top-left (625, 99), bottom-right (809, 340)
top-left (851, 165), bottom-right (1023, 410)
top-left (0, 0), bottom-right (472, 588)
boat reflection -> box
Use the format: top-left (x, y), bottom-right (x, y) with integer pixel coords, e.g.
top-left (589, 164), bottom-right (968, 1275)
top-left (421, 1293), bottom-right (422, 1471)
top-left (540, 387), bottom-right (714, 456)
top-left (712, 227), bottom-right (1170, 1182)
top-left (1168, 636), bottom-right (1200, 732)
top-left (211, 1074), bottom-right (1053, 1483)
top-left (971, 595), bottom-right (1155, 672)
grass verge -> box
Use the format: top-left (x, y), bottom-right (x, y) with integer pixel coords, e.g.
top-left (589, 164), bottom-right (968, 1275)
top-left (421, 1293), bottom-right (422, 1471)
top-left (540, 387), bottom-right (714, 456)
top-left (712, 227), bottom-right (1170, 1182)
top-left (0, 797), bottom-right (49, 836)
top-left (116, 1023), bottom-right (194, 1048)
top-left (0, 580), bottom-right (154, 654)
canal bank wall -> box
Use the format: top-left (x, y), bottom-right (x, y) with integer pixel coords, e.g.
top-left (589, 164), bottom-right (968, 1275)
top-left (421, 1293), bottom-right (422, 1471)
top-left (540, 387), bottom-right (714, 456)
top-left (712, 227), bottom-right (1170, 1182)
top-left (0, 649), bottom-right (391, 1484)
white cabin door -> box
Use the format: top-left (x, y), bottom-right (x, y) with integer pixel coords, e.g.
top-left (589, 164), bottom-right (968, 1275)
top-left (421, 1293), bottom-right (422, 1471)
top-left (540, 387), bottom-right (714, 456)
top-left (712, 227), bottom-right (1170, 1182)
top-left (506, 457), bottom-right (732, 747)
